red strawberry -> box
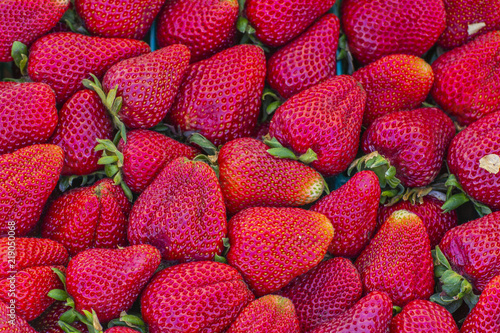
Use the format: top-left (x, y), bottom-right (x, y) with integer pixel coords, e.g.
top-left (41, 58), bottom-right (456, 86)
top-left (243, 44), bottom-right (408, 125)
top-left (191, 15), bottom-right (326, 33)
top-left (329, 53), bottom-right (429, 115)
top-left (244, 0), bottom-right (336, 47)
top-left (278, 257), bottom-right (363, 332)
top-left (0, 82), bottom-right (58, 154)
top-left (310, 171), bottom-right (380, 258)
top-left (227, 207), bottom-right (333, 296)
top-left (128, 157), bottom-right (227, 262)
top-left (31, 301), bottom-right (89, 333)
top-left (66, 245), bottom-right (161, 322)
top-left (390, 300), bottom-right (459, 332)
top-left (352, 54), bottom-right (434, 126)
top-left (431, 31), bottom-right (500, 125)
top-left (267, 14), bottom-right (340, 100)
top-left (28, 32), bottom-right (150, 104)
top-left (105, 328), bottom-right (139, 333)
top-left (75, 0), bottom-right (164, 39)
top-left (166, 44), bottom-right (266, 146)
top-left (341, 0), bottom-right (446, 65)
top-left (0, 144), bottom-right (64, 236)
top-left (140, 261), bottom-right (254, 333)
top-left (0, 0), bottom-right (69, 62)
top-left (157, 0), bottom-right (239, 62)
top-left (269, 75), bottom-right (366, 177)
top-left (355, 210), bottom-right (434, 307)
top-left (226, 295), bottom-right (300, 333)
top-left (0, 301), bottom-right (37, 333)
top-left (218, 137), bottom-right (324, 215)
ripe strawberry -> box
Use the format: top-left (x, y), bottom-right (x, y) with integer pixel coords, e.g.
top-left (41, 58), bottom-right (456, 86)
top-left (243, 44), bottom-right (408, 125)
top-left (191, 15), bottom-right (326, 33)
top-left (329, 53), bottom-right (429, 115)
top-left (278, 257), bottom-right (363, 332)
top-left (0, 82), bottom-right (58, 154)
top-left (140, 261), bottom-right (254, 333)
top-left (0, 301), bottom-right (37, 333)
top-left (390, 300), bottom-right (459, 332)
top-left (266, 14), bottom-right (340, 100)
top-left (66, 245), bottom-right (161, 322)
top-left (157, 0), bottom-right (239, 62)
top-left (355, 210), bottom-right (434, 307)
top-left (227, 207), bottom-right (333, 296)
top-left (269, 75), bottom-right (366, 177)
top-left (75, 0), bottom-right (164, 39)
top-left (341, 0), bottom-right (446, 64)
top-left (432, 31), bottom-right (500, 125)
top-left (28, 32), bottom-right (150, 104)
top-left (218, 137), bottom-right (324, 215)
top-left (310, 171), bottom-right (380, 258)
top-left (244, 0), bottom-right (336, 47)
top-left (31, 301), bottom-right (89, 333)
top-left (105, 328), bottom-right (139, 333)
top-left (166, 44), bottom-right (266, 146)
top-left (352, 54), bottom-right (434, 126)
top-left (0, 144), bottom-right (64, 237)
top-left (128, 157), bottom-right (226, 262)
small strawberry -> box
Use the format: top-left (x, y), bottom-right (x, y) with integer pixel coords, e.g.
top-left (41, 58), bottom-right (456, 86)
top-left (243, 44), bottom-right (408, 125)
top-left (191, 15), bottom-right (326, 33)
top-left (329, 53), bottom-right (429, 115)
top-left (390, 300), bottom-right (459, 332)
top-left (31, 301), bottom-right (89, 333)
top-left (0, 301), bottom-right (37, 333)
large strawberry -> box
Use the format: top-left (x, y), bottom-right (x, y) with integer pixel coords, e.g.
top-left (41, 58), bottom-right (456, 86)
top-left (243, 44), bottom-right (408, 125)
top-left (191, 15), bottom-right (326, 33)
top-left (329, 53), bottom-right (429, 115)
top-left (0, 301), bottom-right (37, 333)
top-left (140, 261), bottom-right (254, 333)
top-left (269, 75), bottom-right (366, 177)
top-left (390, 300), bottom-right (459, 332)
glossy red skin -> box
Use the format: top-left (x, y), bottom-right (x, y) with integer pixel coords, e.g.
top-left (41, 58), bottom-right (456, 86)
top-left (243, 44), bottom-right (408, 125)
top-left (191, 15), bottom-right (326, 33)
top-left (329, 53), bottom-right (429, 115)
top-left (167, 44), bottom-right (266, 146)
top-left (432, 32), bottom-right (500, 125)
top-left (267, 14), bottom-right (340, 100)
top-left (353, 54), bottom-right (434, 127)
top-left (0, 144), bottom-right (64, 237)
top-left (269, 75), bottom-right (366, 177)
top-left (0, 301), bottom-right (37, 333)
top-left (0, 0), bottom-right (69, 62)
top-left (157, 0), bottom-right (239, 62)
top-left (140, 261), bottom-right (254, 333)
top-left (439, 211), bottom-right (500, 293)
top-left (244, 0), bottom-right (336, 48)
top-left (118, 129), bottom-right (199, 193)
top-left (227, 207), bottom-right (333, 296)
top-left (447, 111), bottom-right (500, 210)
top-left (49, 89), bottom-right (113, 176)
top-left (66, 245), bottom-right (161, 323)
top-left (105, 328), bottom-right (139, 333)
top-left (0, 82), bottom-right (58, 154)
top-left (311, 171), bottom-right (380, 257)
top-left (362, 108), bottom-right (456, 187)
top-left (310, 291), bottom-right (393, 333)
top-left (278, 257), bottom-right (363, 332)
top-left (355, 210), bottom-right (435, 307)
top-left (31, 301), bottom-right (89, 333)
top-left (41, 178), bottom-right (131, 256)
top-left (28, 32), bottom-right (150, 104)
top-left (103, 45), bottom-right (191, 129)
top-left (75, 0), bottom-right (164, 39)
top-left (378, 196), bottom-right (458, 248)
top-left (461, 275), bottom-right (500, 333)
top-left (218, 137), bottom-right (324, 215)
top-left (390, 300), bottom-right (459, 332)
top-left (128, 158), bottom-right (227, 262)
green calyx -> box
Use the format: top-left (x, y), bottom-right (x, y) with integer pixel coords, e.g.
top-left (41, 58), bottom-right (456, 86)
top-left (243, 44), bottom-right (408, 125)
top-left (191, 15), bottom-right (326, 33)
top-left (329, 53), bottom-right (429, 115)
top-left (260, 87), bottom-right (282, 122)
top-left (11, 41), bottom-right (28, 76)
top-left (236, 13), bottom-right (269, 52)
top-left (441, 173), bottom-right (492, 216)
top-left (107, 312), bottom-right (146, 333)
top-left (189, 133), bottom-right (221, 178)
top-left (58, 171), bottom-right (107, 193)
top-left (60, 7), bottom-right (89, 35)
top-left (214, 237), bottom-right (231, 264)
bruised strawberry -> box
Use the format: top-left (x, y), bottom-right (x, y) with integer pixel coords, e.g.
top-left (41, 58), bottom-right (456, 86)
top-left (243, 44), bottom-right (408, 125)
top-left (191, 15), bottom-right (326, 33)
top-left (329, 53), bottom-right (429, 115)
top-left (31, 301), bottom-right (89, 333)
top-left (461, 275), bottom-right (500, 333)
top-left (140, 261), bottom-right (254, 333)
top-left (390, 300), bottom-right (459, 332)
top-left (0, 301), bottom-right (37, 332)
top-left (267, 14), bottom-right (340, 100)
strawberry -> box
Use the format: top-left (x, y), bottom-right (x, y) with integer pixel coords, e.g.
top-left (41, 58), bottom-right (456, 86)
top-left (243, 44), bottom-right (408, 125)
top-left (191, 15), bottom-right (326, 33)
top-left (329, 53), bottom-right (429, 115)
top-left (341, 0), bottom-right (446, 65)
top-left (269, 75), bottom-right (366, 177)
top-left (75, 0), bottom-right (164, 39)
top-left (128, 157), bottom-right (227, 262)
top-left (352, 54), bottom-right (434, 127)
top-left (431, 31), bottom-right (500, 125)
top-left (266, 14), bottom-right (340, 100)
top-left (0, 144), bottom-right (64, 237)
top-left (390, 300), bottom-right (459, 332)
top-left (140, 261), bottom-right (254, 333)
top-left (157, 0), bottom-right (239, 62)
top-left (28, 32), bottom-right (150, 104)
top-left (66, 245), bottom-right (161, 323)
top-left (310, 291), bottom-right (393, 333)
top-left (166, 44), bottom-right (266, 146)
top-left (105, 328), bottom-right (139, 333)
top-left (31, 301), bottom-right (89, 333)
top-left (310, 171), bottom-right (380, 257)
top-left (227, 207), bottom-right (333, 296)
top-left (0, 301), bottom-right (37, 333)
top-left (244, 0), bottom-right (336, 47)
top-left (0, 82), bottom-right (58, 154)
top-left (355, 210), bottom-right (434, 307)
top-left (0, 0), bottom-right (69, 62)
top-left (278, 257), bottom-right (363, 332)
top-left (218, 137), bottom-right (324, 215)
top-left (226, 295), bottom-right (300, 333)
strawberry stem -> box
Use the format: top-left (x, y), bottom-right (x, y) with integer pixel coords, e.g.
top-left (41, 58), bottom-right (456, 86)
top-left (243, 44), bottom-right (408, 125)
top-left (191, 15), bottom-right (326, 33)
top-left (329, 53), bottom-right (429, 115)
top-left (11, 41), bottom-right (28, 76)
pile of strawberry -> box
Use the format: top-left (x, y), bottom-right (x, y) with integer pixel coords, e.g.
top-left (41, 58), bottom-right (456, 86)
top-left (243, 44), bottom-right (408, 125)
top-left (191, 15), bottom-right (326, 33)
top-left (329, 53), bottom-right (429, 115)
top-left (1, 0), bottom-right (500, 332)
